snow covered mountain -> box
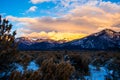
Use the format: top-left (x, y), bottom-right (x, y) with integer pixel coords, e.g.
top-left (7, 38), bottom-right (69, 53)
top-left (16, 37), bottom-right (67, 50)
top-left (60, 29), bottom-right (120, 50)
top-left (17, 29), bottom-right (120, 50)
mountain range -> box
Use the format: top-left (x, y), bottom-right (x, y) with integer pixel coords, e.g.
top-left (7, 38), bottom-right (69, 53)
top-left (16, 29), bottom-right (120, 50)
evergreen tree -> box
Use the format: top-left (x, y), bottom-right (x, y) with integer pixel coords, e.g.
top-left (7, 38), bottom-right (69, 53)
top-left (0, 15), bottom-right (16, 51)
top-left (0, 15), bottom-right (17, 79)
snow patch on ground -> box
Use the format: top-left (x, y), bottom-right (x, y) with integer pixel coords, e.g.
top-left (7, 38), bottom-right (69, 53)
top-left (85, 64), bottom-right (113, 80)
top-left (90, 66), bottom-right (107, 80)
top-left (14, 63), bottom-right (24, 73)
top-left (27, 61), bottom-right (39, 71)
top-left (14, 61), bottom-right (39, 73)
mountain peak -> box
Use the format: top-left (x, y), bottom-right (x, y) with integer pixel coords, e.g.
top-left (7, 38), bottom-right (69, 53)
top-left (101, 29), bottom-right (116, 33)
top-left (93, 29), bottom-right (117, 37)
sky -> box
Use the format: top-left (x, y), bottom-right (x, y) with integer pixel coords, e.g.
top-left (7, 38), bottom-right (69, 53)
top-left (0, 0), bottom-right (120, 41)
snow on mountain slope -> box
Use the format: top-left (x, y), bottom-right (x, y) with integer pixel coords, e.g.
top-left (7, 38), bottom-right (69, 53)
top-left (61, 29), bottom-right (120, 50)
top-left (16, 37), bottom-right (65, 50)
top-left (17, 29), bottom-right (120, 50)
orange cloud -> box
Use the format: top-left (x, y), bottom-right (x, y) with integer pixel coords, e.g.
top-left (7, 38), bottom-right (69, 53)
top-left (6, 0), bottom-right (120, 40)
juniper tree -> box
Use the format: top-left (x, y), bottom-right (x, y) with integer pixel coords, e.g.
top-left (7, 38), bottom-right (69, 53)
top-left (0, 15), bottom-right (17, 79)
top-left (0, 15), bottom-right (16, 51)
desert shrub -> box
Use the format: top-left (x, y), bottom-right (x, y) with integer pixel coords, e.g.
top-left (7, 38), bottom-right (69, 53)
top-left (19, 54), bottom-right (32, 68)
top-left (35, 52), bottom-right (62, 66)
top-left (9, 58), bottom-right (74, 80)
top-left (55, 61), bottom-right (75, 80)
top-left (40, 58), bottom-right (75, 80)
top-left (7, 51), bottom-right (120, 80)
top-left (81, 53), bottom-right (94, 73)
top-left (9, 71), bottom-right (21, 80)
top-left (9, 70), bottom-right (42, 80)
top-left (40, 58), bottom-right (56, 80)
top-left (35, 56), bottom-right (44, 66)
top-left (68, 53), bottom-right (92, 74)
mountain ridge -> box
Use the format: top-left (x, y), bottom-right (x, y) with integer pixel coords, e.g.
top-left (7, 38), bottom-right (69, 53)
top-left (17, 29), bottom-right (120, 50)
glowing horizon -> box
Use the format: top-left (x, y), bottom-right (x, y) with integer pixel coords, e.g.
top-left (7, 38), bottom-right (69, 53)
top-left (21, 31), bottom-right (87, 41)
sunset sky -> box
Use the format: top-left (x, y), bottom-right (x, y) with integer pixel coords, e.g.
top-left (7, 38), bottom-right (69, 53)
top-left (0, 0), bottom-right (120, 41)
